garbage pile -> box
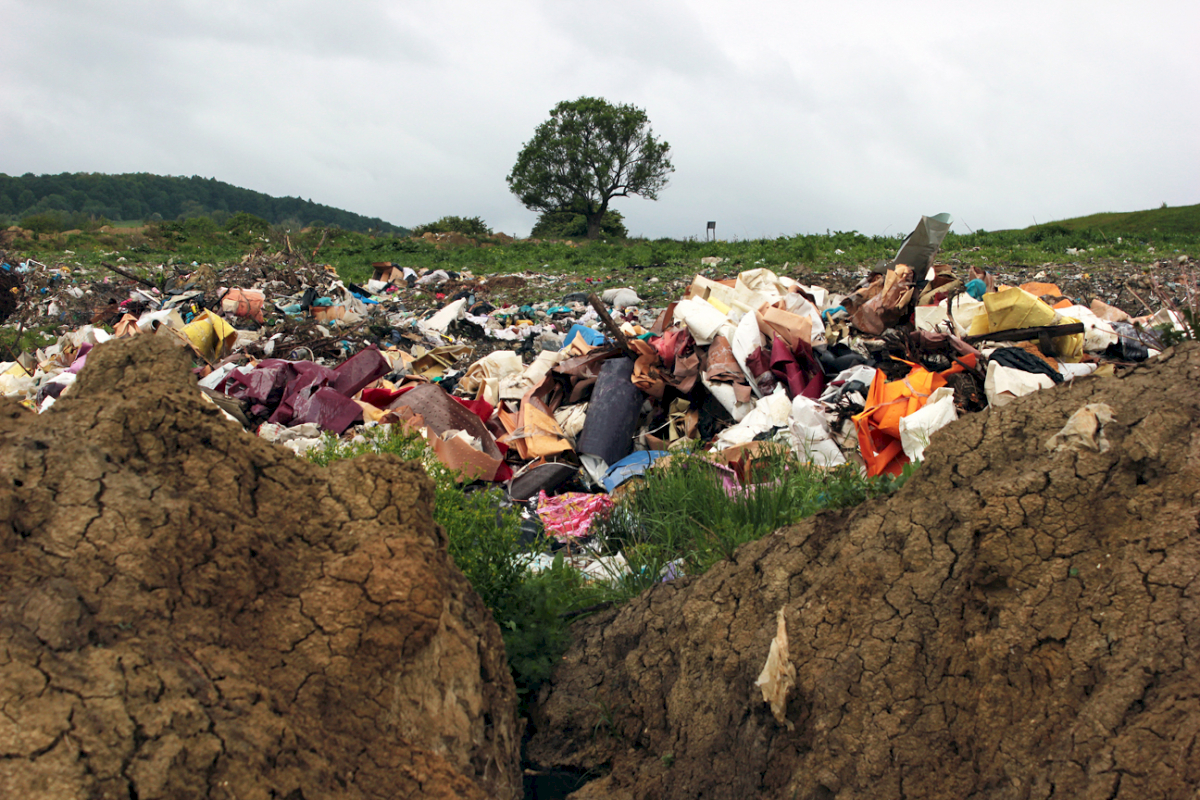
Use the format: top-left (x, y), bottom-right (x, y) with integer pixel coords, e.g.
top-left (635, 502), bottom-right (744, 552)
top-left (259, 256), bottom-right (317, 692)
top-left (1, 216), bottom-right (1193, 572)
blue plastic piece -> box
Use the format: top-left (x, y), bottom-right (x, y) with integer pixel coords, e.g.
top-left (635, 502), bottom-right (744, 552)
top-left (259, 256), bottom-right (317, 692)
top-left (602, 450), bottom-right (671, 493)
top-left (312, 297), bottom-right (334, 307)
top-left (965, 279), bottom-right (987, 300)
top-left (562, 324), bottom-right (606, 349)
top-left (821, 305), bottom-right (846, 322)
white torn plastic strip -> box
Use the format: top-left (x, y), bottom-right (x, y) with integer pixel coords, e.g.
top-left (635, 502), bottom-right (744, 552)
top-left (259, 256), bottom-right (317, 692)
top-left (984, 361), bottom-right (1056, 408)
top-left (899, 386), bottom-right (958, 462)
top-left (755, 606), bottom-right (797, 731)
top-left (419, 298), bottom-right (467, 334)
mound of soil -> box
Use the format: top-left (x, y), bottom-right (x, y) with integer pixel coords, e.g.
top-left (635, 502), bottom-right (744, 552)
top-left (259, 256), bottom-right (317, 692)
top-left (0, 335), bottom-right (521, 799)
top-left (528, 343), bottom-right (1200, 799)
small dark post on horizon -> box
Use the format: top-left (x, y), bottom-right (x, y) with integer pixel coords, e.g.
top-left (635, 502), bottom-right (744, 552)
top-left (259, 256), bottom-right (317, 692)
top-left (706, 221), bottom-right (716, 241)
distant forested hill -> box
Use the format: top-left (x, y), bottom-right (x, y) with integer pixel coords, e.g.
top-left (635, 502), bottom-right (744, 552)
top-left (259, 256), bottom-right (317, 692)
top-left (0, 172), bottom-right (408, 234)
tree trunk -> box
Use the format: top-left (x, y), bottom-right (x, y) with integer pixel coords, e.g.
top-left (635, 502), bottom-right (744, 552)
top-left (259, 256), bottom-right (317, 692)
top-left (585, 212), bottom-right (603, 240)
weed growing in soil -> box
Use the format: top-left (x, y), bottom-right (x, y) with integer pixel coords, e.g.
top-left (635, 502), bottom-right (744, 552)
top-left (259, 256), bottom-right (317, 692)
top-left (591, 446), bottom-right (912, 597)
top-left (307, 426), bottom-right (914, 705)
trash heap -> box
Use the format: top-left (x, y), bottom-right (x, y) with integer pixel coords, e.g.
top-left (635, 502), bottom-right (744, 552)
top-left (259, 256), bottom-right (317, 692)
top-left (1, 216), bottom-right (1192, 576)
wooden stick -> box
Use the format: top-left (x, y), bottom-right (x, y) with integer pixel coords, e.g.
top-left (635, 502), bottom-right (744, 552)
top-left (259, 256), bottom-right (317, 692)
top-left (587, 293), bottom-right (634, 355)
top-left (101, 261), bottom-right (160, 291)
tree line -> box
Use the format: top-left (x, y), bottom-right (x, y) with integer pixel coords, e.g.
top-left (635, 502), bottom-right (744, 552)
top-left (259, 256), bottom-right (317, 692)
top-left (0, 172), bottom-right (408, 235)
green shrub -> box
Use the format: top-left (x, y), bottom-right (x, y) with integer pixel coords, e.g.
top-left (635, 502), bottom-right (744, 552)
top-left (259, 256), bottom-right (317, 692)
top-left (410, 215), bottom-right (493, 237)
top-left (225, 212), bottom-right (272, 238)
top-left (19, 212), bottom-right (63, 235)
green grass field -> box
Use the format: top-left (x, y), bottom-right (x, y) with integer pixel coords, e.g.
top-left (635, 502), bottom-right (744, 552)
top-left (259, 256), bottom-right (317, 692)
top-left (1021, 203), bottom-right (1200, 237)
top-left (4, 203), bottom-right (1196, 299)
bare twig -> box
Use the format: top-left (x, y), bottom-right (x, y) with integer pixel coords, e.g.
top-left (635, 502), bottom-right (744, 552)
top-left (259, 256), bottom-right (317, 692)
top-left (1124, 282), bottom-right (1156, 316)
top-left (311, 229), bottom-right (328, 260)
top-left (1147, 269), bottom-right (1197, 340)
top-left (101, 261), bottom-right (160, 291)
top-left (2, 315), bottom-right (27, 361)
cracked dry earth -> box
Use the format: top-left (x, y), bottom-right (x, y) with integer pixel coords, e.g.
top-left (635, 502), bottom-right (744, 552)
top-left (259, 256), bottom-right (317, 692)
top-left (528, 342), bottom-right (1200, 800)
top-left (0, 335), bottom-right (521, 799)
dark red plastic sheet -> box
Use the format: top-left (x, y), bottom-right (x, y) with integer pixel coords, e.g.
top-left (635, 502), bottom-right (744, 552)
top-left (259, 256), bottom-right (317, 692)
top-left (332, 347), bottom-right (390, 397)
top-left (291, 386), bottom-right (362, 434)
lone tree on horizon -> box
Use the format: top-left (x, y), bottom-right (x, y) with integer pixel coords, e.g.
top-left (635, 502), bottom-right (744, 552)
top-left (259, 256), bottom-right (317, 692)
top-left (507, 97), bottom-right (674, 240)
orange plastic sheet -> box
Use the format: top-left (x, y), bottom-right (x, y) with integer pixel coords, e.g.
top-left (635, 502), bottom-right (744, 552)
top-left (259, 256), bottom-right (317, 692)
top-left (1019, 282), bottom-right (1064, 300)
top-left (852, 355), bottom-right (977, 476)
top-left (221, 288), bottom-right (266, 324)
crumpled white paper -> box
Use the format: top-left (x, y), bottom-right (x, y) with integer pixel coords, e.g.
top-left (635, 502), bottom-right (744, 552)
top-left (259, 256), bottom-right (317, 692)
top-left (712, 387), bottom-right (792, 450)
top-left (731, 311), bottom-right (766, 397)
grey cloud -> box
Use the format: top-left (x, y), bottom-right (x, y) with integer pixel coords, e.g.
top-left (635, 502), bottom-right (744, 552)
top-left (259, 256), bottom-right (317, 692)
top-left (1, 0), bottom-right (1197, 239)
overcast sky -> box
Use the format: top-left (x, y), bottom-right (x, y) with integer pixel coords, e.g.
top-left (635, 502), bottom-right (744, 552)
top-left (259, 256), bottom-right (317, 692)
top-left (3, 0), bottom-right (1197, 240)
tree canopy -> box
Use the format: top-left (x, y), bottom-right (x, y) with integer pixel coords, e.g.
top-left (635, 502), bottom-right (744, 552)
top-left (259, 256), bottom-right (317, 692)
top-left (507, 97), bottom-right (673, 239)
